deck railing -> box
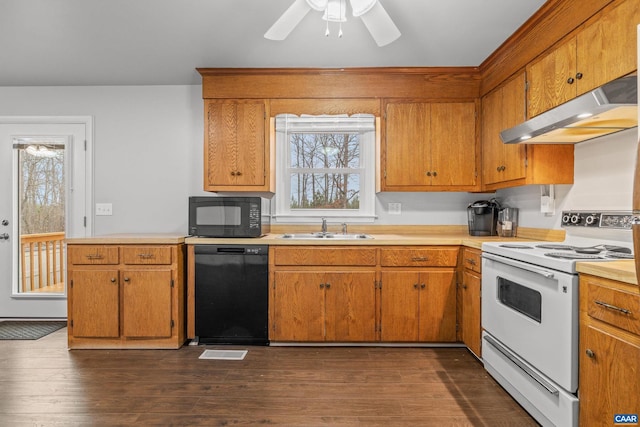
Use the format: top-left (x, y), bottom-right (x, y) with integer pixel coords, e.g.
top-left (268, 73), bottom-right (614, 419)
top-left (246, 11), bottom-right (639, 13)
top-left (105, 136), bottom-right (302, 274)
top-left (20, 232), bottom-right (66, 293)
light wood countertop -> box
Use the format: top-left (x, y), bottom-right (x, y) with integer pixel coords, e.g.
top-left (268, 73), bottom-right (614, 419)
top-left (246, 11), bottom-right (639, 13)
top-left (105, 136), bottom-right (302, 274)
top-left (66, 234), bottom-right (186, 245)
top-left (577, 260), bottom-right (638, 285)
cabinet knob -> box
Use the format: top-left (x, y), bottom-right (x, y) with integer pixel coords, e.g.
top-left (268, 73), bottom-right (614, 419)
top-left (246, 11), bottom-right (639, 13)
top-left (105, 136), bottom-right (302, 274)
top-left (110, 278), bottom-right (116, 283)
top-left (432, 171), bottom-right (437, 177)
top-left (325, 283), bottom-right (331, 289)
top-left (236, 171), bottom-right (242, 176)
top-left (567, 77), bottom-right (575, 84)
top-left (462, 284), bottom-right (467, 289)
top-left (320, 283), bottom-right (324, 289)
top-left (414, 283), bottom-right (419, 289)
top-left (426, 171), bottom-right (432, 176)
top-left (576, 72), bottom-right (583, 80)
top-left (585, 349), bottom-right (595, 359)
top-left (124, 277), bottom-right (130, 282)
top-left (231, 171), bottom-right (236, 176)
top-left (421, 283), bottom-right (426, 289)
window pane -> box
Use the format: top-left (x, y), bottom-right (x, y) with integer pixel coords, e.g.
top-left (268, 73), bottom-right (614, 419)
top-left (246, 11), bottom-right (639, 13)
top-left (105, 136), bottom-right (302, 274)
top-left (290, 133), bottom-right (360, 169)
top-left (290, 173), bottom-right (360, 209)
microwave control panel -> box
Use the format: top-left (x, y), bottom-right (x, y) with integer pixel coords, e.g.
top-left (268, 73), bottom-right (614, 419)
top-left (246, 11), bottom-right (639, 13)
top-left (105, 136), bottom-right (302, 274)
top-left (561, 211), bottom-right (634, 229)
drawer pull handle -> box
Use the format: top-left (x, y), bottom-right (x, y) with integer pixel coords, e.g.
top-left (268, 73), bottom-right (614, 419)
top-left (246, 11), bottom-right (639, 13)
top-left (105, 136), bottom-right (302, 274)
top-left (86, 254), bottom-right (103, 260)
top-left (137, 253), bottom-right (155, 259)
top-left (411, 257), bottom-right (428, 262)
top-left (594, 300), bottom-right (631, 315)
top-left (465, 258), bottom-right (476, 265)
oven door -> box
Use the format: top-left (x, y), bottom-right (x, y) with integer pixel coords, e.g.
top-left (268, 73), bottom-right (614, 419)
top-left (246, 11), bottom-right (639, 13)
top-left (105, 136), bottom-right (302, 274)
top-left (482, 252), bottom-right (578, 392)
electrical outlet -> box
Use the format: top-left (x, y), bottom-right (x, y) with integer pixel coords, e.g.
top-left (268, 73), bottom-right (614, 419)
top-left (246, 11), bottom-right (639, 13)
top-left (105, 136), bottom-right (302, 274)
top-left (388, 203), bottom-right (401, 215)
top-left (96, 203), bottom-right (113, 216)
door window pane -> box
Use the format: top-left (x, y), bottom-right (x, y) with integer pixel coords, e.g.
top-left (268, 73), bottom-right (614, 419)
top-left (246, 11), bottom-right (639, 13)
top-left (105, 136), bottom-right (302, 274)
top-left (14, 138), bottom-right (66, 294)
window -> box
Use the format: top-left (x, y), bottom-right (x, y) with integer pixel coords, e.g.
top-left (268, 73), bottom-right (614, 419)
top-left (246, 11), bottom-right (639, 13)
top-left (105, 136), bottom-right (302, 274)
top-left (274, 114), bottom-right (376, 222)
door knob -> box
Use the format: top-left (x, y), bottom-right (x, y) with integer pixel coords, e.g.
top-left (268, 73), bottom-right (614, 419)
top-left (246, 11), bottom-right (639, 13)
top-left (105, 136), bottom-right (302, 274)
top-left (0, 233), bottom-right (9, 240)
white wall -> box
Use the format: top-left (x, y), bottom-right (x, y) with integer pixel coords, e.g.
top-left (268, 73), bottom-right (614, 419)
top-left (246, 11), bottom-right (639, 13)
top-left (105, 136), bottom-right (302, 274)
top-left (0, 85), bottom-right (636, 236)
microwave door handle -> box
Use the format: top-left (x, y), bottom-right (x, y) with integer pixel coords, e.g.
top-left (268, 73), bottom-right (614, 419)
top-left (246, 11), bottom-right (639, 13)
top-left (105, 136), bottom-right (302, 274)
top-left (482, 252), bottom-right (556, 279)
top-left (484, 335), bottom-right (560, 397)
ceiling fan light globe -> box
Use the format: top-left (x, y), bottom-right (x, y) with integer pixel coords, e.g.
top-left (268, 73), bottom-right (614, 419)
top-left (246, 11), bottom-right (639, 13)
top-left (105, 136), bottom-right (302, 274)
top-left (349, 0), bottom-right (377, 17)
top-left (322, 0), bottom-right (347, 22)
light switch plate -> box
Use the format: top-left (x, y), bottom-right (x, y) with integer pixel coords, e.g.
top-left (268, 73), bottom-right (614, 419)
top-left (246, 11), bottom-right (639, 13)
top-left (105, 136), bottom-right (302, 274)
top-left (96, 203), bottom-right (113, 216)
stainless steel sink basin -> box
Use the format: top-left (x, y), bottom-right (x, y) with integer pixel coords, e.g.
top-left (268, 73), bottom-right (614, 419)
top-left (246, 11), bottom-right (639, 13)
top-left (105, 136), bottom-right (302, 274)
top-left (280, 232), bottom-right (373, 240)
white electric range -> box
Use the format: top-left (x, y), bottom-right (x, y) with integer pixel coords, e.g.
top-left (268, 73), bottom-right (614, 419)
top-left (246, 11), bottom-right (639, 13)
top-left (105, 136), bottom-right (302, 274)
top-left (481, 210), bottom-right (634, 427)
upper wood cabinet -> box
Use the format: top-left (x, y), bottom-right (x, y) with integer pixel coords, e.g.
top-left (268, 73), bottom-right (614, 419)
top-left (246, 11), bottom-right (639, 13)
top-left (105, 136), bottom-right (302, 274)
top-left (382, 101), bottom-right (479, 192)
top-left (203, 99), bottom-right (273, 192)
top-left (481, 72), bottom-right (574, 191)
top-left (527, 0), bottom-right (639, 118)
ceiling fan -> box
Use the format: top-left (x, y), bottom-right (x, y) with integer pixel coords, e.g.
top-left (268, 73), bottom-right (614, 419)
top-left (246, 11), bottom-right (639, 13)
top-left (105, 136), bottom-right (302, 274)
top-left (264, 0), bottom-right (401, 47)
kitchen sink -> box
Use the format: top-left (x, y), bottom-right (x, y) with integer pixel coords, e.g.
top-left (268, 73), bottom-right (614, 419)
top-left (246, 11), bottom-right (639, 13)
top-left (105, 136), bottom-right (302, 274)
top-left (279, 232), bottom-right (373, 240)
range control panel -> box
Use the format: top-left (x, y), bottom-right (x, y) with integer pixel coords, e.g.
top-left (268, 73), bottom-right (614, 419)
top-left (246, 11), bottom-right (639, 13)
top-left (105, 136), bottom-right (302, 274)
top-left (561, 211), bottom-right (636, 229)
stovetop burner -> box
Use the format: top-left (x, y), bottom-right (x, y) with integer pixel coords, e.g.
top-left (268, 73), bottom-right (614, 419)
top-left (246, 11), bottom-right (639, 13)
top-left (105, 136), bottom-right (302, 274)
top-left (536, 244), bottom-right (573, 250)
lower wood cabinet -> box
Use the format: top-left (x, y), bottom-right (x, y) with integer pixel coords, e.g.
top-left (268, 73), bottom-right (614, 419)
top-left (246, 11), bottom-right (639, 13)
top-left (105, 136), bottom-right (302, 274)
top-left (67, 242), bottom-right (185, 349)
top-left (270, 245), bottom-right (460, 343)
top-left (460, 248), bottom-right (482, 357)
top-left (379, 270), bottom-right (456, 342)
top-left (270, 247), bottom-right (377, 342)
top-left (579, 273), bottom-right (640, 425)
top-left (272, 271), bottom-right (376, 342)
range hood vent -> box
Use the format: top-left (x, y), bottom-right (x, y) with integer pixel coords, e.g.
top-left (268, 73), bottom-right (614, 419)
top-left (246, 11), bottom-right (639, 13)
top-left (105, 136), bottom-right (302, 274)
top-left (500, 75), bottom-right (637, 144)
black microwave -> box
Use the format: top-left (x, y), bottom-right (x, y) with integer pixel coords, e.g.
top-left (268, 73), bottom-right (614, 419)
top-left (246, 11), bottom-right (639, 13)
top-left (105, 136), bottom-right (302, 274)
top-left (188, 196), bottom-right (270, 238)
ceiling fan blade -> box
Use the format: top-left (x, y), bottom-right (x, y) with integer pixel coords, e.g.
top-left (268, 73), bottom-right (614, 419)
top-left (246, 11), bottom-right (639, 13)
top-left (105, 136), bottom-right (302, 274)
top-left (358, 1), bottom-right (401, 47)
top-left (264, 0), bottom-right (312, 41)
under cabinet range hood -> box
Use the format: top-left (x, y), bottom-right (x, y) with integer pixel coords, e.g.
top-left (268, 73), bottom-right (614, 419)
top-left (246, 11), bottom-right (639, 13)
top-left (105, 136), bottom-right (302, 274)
top-left (500, 74), bottom-right (637, 144)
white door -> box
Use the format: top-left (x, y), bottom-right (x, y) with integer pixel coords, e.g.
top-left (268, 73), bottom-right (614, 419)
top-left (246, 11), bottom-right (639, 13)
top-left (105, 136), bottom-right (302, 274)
top-left (0, 118), bottom-right (92, 318)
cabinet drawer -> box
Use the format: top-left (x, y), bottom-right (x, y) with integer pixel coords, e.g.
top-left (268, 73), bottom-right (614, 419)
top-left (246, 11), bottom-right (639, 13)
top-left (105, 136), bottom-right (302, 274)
top-left (122, 246), bottom-right (172, 265)
top-left (380, 247), bottom-right (458, 267)
top-left (587, 282), bottom-right (640, 335)
top-left (463, 249), bottom-right (482, 273)
top-left (68, 245), bottom-right (119, 265)
top-left (273, 247), bottom-right (377, 266)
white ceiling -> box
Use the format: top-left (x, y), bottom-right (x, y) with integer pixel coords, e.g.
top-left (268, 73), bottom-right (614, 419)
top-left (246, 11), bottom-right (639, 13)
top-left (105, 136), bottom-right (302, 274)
top-left (0, 0), bottom-right (547, 86)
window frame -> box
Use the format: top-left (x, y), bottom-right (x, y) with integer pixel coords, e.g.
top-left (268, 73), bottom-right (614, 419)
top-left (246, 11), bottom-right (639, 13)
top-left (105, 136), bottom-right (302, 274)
top-left (274, 114), bottom-right (377, 223)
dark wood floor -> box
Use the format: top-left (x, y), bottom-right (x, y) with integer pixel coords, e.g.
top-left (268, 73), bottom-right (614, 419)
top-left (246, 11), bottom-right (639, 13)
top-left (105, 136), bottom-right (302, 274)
top-left (0, 328), bottom-right (538, 426)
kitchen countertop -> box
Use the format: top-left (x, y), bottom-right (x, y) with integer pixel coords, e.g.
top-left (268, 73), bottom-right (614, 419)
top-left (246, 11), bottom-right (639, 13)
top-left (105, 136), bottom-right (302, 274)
top-left (185, 225), bottom-right (565, 249)
top-left (65, 234), bottom-right (186, 245)
top-left (576, 260), bottom-right (638, 285)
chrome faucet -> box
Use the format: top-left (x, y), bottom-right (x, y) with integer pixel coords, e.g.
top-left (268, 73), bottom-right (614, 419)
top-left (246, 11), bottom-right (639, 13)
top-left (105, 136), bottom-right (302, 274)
top-left (321, 217), bottom-right (327, 234)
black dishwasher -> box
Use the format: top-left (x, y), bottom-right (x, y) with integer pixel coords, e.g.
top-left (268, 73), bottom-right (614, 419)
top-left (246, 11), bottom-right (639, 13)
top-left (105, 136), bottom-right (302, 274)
top-left (194, 245), bottom-right (269, 345)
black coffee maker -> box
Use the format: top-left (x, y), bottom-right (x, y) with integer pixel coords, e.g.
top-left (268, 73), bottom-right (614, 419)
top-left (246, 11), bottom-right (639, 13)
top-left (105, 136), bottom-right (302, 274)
top-left (467, 199), bottom-right (500, 236)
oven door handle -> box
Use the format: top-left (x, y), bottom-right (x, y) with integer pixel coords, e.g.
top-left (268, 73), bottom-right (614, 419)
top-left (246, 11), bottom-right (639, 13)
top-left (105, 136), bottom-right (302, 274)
top-left (482, 252), bottom-right (556, 279)
top-left (484, 335), bottom-right (560, 396)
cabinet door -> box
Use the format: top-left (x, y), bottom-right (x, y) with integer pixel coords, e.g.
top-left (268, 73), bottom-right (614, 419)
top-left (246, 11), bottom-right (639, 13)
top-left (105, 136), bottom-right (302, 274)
top-left (380, 271), bottom-right (420, 341)
top-left (500, 73), bottom-right (527, 182)
top-left (69, 269), bottom-right (120, 338)
top-left (418, 270), bottom-right (457, 342)
top-left (462, 270), bottom-right (481, 356)
top-left (576, 0), bottom-right (640, 95)
top-left (580, 325), bottom-right (640, 425)
top-left (324, 272), bottom-right (376, 342)
top-left (272, 271), bottom-right (325, 341)
top-left (384, 102), bottom-right (430, 187)
top-left (205, 100), bottom-right (266, 189)
top-left (122, 269), bottom-right (173, 338)
top-left (430, 102), bottom-right (477, 186)
top-left (526, 37), bottom-right (577, 118)
top-left (481, 87), bottom-right (503, 186)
